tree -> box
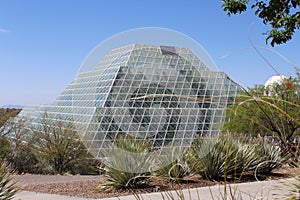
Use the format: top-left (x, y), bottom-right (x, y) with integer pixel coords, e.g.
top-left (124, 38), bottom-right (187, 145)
top-left (221, 0), bottom-right (300, 46)
top-left (223, 77), bottom-right (300, 145)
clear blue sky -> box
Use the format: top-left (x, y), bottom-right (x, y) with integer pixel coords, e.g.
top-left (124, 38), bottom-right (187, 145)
top-left (0, 0), bottom-right (299, 106)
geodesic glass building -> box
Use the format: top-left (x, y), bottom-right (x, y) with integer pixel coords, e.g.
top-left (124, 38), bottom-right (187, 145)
top-left (18, 44), bottom-right (239, 158)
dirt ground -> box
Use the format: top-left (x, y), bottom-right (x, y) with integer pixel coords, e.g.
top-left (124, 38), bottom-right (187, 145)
top-left (13, 174), bottom-right (218, 199)
top-left (12, 167), bottom-right (296, 199)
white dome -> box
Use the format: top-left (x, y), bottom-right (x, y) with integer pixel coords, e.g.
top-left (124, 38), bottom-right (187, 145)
top-left (265, 75), bottom-right (287, 87)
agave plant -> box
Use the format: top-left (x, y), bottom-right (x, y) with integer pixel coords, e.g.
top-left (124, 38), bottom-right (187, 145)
top-left (187, 135), bottom-right (261, 181)
top-left (155, 147), bottom-right (191, 182)
top-left (0, 162), bottom-right (18, 200)
top-left (97, 137), bottom-right (153, 191)
top-left (255, 138), bottom-right (290, 174)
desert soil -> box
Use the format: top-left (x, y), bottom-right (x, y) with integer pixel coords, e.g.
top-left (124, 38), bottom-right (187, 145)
top-left (13, 168), bottom-right (295, 199)
top-left (13, 174), bottom-right (218, 199)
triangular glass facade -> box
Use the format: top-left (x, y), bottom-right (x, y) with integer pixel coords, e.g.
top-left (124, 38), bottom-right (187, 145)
top-left (17, 44), bottom-right (239, 158)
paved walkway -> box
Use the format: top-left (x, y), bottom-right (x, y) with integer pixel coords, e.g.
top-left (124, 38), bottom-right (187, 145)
top-left (13, 178), bottom-right (298, 200)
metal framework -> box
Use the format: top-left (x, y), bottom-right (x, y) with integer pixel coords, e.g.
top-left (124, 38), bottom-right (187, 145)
top-left (17, 44), bottom-right (239, 158)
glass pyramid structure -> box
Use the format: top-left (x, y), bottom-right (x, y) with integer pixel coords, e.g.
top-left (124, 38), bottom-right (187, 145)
top-left (18, 44), bottom-right (239, 158)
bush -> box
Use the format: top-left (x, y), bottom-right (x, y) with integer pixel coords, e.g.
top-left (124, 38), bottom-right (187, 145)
top-left (0, 162), bottom-right (18, 200)
top-left (223, 77), bottom-right (300, 146)
top-left (255, 138), bottom-right (290, 174)
top-left (32, 118), bottom-right (91, 174)
top-left (10, 142), bottom-right (53, 174)
top-left (98, 137), bottom-right (153, 191)
top-left (155, 158), bottom-right (191, 182)
top-left (187, 135), bottom-right (261, 181)
top-left (155, 147), bottom-right (191, 182)
top-left (0, 138), bottom-right (11, 162)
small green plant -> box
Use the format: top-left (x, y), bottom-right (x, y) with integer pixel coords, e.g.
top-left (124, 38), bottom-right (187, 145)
top-left (156, 158), bottom-right (191, 182)
top-left (160, 159), bottom-right (191, 182)
top-left (0, 162), bottom-right (18, 200)
top-left (187, 135), bottom-right (261, 181)
top-left (154, 146), bottom-right (191, 182)
top-left (98, 137), bottom-right (153, 191)
top-left (255, 138), bottom-right (290, 174)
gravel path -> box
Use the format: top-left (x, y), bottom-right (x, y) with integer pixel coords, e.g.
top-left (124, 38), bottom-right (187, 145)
top-left (13, 174), bottom-right (111, 199)
top-left (12, 167), bottom-right (296, 199)
top-left (12, 174), bottom-right (214, 199)
top-left (13, 174), bottom-right (104, 186)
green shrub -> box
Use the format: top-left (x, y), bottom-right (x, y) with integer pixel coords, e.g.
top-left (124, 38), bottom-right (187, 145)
top-left (223, 77), bottom-right (300, 146)
top-left (10, 142), bottom-right (53, 174)
top-left (98, 137), bottom-right (153, 190)
top-left (0, 138), bottom-right (11, 162)
top-left (155, 147), bottom-right (191, 182)
top-left (255, 138), bottom-right (290, 174)
top-left (32, 118), bottom-right (90, 174)
top-left (187, 135), bottom-right (261, 181)
top-left (0, 162), bottom-right (18, 200)
top-left (155, 158), bottom-right (191, 182)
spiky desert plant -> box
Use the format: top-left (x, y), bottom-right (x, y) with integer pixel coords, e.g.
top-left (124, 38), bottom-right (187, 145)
top-left (0, 162), bottom-right (18, 200)
top-left (155, 147), bottom-right (191, 182)
top-left (274, 162), bottom-right (300, 200)
top-left (255, 138), bottom-right (290, 174)
top-left (98, 137), bottom-right (153, 191)
top-left (156, 159), bottom-right (191, 182)
top-left (187, 135), bottom-right (260, 181)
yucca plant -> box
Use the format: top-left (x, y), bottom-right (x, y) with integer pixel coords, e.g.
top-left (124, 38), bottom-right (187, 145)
top-left (0, 162), bottom-right (18, 200)
top-left (155, 147), bottom-right (191, 182)
top-left (187, 135), bottom-right (260, 181)
top-left (255, 138), bottom-right (290, 174)
top-left (98, 137), bottom-right (153, 191)
top-left (156, 159), bottom-right (191, 182)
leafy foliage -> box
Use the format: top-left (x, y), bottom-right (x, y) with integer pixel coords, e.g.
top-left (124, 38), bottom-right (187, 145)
top-left (221, 0), bottom-right (300, 46)
top-left (224, 77), bottom-right (300, 145)
top-left (10, 142), bottom-right (53, 174)
top-left (0, 162), bottom-right (18, 200)
top-left (0, 117), bottom-right (53, 174)
top-left (32, 115), bottom-right (92, 174)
